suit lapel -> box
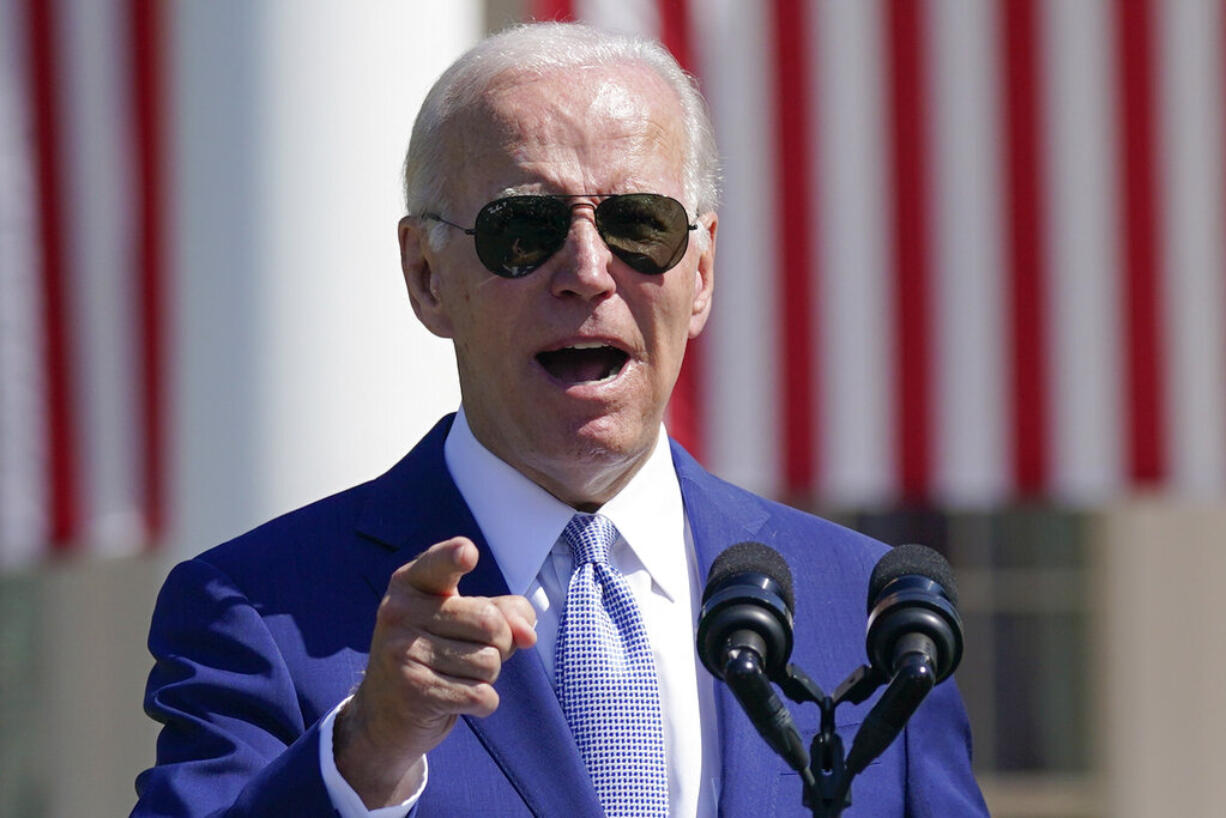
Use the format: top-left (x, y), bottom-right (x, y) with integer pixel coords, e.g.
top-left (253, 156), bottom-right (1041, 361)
top-left (670, 438), bottom-right (770, 589)
top-left (671, 440), bottom-right (774, 816)
top-left (356, 415), bottom-right (600, 817)
top-left (463, 651), bottom-right (601, 817)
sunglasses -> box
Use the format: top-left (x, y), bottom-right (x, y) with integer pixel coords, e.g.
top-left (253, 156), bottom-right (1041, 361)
top-left (420, 193), bottom-right (698, 278)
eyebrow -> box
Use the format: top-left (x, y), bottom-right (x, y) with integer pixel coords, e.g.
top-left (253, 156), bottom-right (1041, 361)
top-left (495, 182), bottom-right (656, 198)
top-left (498, 184), bottom-right (542, 197)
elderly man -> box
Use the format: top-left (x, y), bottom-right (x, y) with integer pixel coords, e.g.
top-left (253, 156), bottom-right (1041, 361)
top-left (134, 23), bottom-right (986, 818)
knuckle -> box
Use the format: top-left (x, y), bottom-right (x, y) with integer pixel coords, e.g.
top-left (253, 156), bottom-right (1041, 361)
top-left (374, 597), bottom-right (402, 629)
top-left (375, 595), bottom-right (425, 633)
top-left (520, 601), bottom-right (539, 626)
top-left (397, 656), bottom-right (435, 689)
top-left (464, 683), bottom-right (500, 717)
top-left (472, 644), bottom-right (503, 680)
top-left (389, 561), bottom-right (419, 587)
top-left (473, 602), bottom-right (506, 637)
top-left (374, 632), bottom-right (426, 676)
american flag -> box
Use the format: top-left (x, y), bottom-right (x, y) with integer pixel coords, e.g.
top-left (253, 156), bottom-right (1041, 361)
top-left (543, 0), bottom-right (1226, 508)
top-left (4, 0), bottom-right (1225, 567)
top-left (1, 0), bottom-right (166, 567)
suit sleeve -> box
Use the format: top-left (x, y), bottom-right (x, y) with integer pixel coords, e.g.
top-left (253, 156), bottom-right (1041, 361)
top-left (901, 677), bottom-right (990, 816)
top-left (132, 557), bottom-right (341, 817)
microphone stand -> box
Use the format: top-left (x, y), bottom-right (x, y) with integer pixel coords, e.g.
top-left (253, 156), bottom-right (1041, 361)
top-left (775, 663), bottom-right (892, 817)
top-left (699, 545), bottom-right (960, 814)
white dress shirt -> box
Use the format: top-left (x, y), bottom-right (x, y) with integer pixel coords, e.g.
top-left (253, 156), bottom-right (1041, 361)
top-left (321, 409), bottom-right (720, 816)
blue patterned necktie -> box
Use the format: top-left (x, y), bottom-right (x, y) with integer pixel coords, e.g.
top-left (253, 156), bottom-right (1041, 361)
top-left (554, 513), bottom-right (669, 817)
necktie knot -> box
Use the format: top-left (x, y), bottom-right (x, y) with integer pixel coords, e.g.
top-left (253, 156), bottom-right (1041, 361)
top-left (562, 513), bottom-right (617, 566)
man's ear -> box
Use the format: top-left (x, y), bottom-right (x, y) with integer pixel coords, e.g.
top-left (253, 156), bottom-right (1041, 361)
top-left (688, 213), bottom-right (717, 339)
top-left (399, 216), bottom-right (454, 339)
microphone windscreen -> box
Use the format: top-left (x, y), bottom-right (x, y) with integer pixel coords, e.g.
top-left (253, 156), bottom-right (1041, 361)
top-left (867, 543), bottom-right (958, 611)
top-left (706, 541), bottom-right (795, 612)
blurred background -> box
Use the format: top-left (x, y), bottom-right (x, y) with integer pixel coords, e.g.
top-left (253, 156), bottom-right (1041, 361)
top-left (2, 0), bottom-right (1224, 815)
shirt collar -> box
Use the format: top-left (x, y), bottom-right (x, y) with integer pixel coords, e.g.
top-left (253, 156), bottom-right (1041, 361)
top-left (443, 408), bottom-right (687, 602)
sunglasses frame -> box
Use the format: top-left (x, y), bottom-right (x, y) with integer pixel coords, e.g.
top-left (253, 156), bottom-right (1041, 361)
top-left (419, 193), bottom-right (698, 278)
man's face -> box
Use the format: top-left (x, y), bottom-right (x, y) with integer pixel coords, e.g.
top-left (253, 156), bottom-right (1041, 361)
top-left (401, 62), bottom-right (716, 509)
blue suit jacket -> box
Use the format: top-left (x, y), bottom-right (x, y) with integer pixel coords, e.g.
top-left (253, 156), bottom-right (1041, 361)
top-left (134, 415), bottom-right (987, 816)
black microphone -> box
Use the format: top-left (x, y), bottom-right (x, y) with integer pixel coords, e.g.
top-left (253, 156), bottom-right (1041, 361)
top-left (697, 541), bottom-right (795, 680)
top-left (846, 544), bottom-right (964, 774)
top-left (864, 543), bottom-right (963, 683)
top-left (696, 542), bottom-right (808, 772)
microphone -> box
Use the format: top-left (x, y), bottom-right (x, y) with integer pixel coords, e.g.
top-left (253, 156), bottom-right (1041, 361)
top-left (697, 542), bottom-right (807, 772)
top-left (697, 541), bottom-right (795, 680)
top-left (864, 543), bottom-right (963, 683)
top-left (846, 544), bottom-right (964, 774)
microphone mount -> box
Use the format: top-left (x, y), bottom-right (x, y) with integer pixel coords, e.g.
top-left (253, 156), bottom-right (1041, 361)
top-left (773, 661), bottom-right (885, 817)
top-left (775, 658), bottom-right (939, 817)
top-left (700, 543), bottom-right (964, 817)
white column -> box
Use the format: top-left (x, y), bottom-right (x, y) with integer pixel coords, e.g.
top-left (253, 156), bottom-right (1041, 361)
top-left (171, 2), bottom-right (477, 556)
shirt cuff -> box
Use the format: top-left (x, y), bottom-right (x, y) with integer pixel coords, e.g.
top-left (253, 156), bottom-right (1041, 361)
top-left (319, 695), bottom-right (428, 818)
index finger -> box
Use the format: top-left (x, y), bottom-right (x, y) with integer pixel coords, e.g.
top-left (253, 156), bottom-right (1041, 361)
top-left (398, 537), bottom-right (479, 596)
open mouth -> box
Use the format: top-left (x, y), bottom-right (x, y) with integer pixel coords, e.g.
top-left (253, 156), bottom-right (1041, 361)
top-left (535, 343), bottom-right (630, 385)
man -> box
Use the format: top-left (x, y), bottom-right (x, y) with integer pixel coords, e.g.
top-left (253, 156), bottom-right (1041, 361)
top-left (134, 23), bottom-right (987, 817)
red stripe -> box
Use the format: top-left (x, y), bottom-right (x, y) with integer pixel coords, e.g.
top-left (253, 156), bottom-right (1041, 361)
top-left (1113, 0), bottom-right (1166, 484)
top-left (999, 0), bottom-right (1049, 495)
top-left (656, 0), bottom-right (706, 461)
top-left (885, 0), bottom-right (933, 500)
top-left (531, 0), bottom-right (574, 21)
top-left (130, 0), bottom-right (168, 543)
top-left (27, 0), bottom-right (78, 549)
top-left (658, 0), bottom-right (694, 73)
top-left (667, 332), bottom-right (705, 460)
top-left (771, 0), bottom-right (818, 495)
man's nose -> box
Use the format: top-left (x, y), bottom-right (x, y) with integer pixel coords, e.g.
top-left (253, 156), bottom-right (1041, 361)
top-left (549, 207), bottom-right (616, 300)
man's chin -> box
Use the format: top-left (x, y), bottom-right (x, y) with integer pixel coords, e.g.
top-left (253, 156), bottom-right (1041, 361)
top-left (566, 412), bottom-right (658, 461)
top-left (519, 423), bottom-right (657, 508)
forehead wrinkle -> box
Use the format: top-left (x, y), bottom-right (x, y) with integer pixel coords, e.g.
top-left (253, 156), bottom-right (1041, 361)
top-left (549, 80), bottom-right (673, 150)
top-left (448, 65), bottom-right (687, 206)
top-left (505, 64), bottom-right (676, 138)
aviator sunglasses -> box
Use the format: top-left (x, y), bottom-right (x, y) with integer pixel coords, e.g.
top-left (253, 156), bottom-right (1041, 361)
top-left (419, 193), bottom-right (698, 278)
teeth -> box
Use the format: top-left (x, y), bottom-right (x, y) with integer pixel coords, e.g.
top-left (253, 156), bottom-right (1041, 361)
top-left (566, 342), bottom-right (609, 350)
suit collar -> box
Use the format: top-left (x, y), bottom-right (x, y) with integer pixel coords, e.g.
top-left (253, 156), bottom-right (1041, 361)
top-left (356, 415), bottom-right (463, 555)
top-left (670, 438), bottom-right (770, 577)
top-left (357, 416), bottom-right (769, 587)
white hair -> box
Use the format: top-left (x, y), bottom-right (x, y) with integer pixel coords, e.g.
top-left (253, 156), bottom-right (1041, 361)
top-left (403, 22), bottom-right (721, 244)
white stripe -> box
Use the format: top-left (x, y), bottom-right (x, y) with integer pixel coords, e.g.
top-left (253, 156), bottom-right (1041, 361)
top-left (815, 0), bottom-right (894, 504)
top-left (0, 0), bottom-right (50, 567)
top-left (575, 0), bottom-right (659, 36)
top-left (58, 0), bottom-right (145, 554)
top-left (695, 0), bottom-right (779, 496)
top-left (928, 0), bottom-right (1008, 505)
top-left (1043, 0), bottom-right (1124, 502)
top-left (1158, 0), bottom-right (1226, 496)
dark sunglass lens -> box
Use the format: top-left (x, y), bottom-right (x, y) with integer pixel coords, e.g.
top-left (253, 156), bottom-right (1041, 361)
top-left (473, 196), bottom-right (570, 277)
top-left (596, 194), bottom-right (691, 274)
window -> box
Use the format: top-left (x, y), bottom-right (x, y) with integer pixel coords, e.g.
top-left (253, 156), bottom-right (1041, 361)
top-left (821, 506), bottom-right (1099, 817)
